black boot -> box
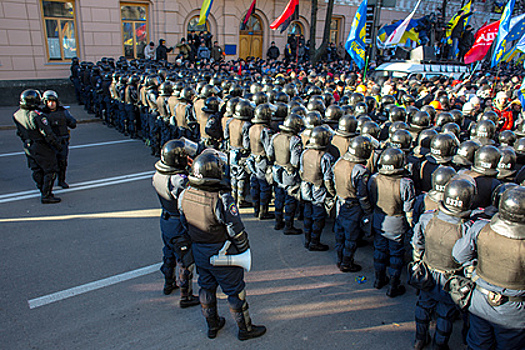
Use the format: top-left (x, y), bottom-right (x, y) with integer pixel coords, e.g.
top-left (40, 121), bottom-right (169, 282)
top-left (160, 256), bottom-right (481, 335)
top-left (274, 214), bottom-right (285, 230)
top-left (58, 168), bottom-right (69, 189)
top-left (374, 271), bottom-right (389, 289)
top-left (414, 334), bottom-right (430, 350)
top-left (237, 196), bottom-right (251, 208)
top-left (386, 275), bottom-right (406, 298)
top-left (258, 205), bottom-right (274, 220)
top-left (180, 294), bottom-right (200, 308)
top-left (163, 279), bottom-right (178, 295)
top-left (41, 174), bottom-right (61, 204)
top-left (203, 306), bottom-right (225, 339)
top-left (308, 233), bottom-right (329, 251)
top-left (304, 232), bottom-right (311, 249)
top-left (283, 220), bottom-right (302, 235)
top-left (230, 304), bottom-right (266, 341)
top-left (339, 257), bottom-right (362, 273)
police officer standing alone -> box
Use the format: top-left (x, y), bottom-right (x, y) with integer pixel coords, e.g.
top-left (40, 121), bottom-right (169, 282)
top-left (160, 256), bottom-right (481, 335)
top-left (13, 90), bottom-right (62, 204)
top-left (179, 151), bottom-right (266, 341)
top-left (42, 90), bottom-right (77, 189)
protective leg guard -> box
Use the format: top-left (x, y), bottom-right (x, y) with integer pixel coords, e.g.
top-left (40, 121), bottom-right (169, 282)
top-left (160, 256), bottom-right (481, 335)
top-left (58, 167), bottom-right (69, 189)
top-left (374, 271), bottom-right (389, 289)
top-left (258, 205), bottom-right (274, 220)
top-left (386, 275), bottom-right (406, 298)
top-left (200, 288), bottom-right (225, 339)
top-left (230, 303), bottom-right (266, 341)
top-left (308, 232), bottom-right (329, 251)
top-left (179, 265), bottom-right (199, 308)
top-left (304, 231), bottom-right (311, 249)
top-left (41, 174), bottom-right (61, 204)
top-left (283, 219), bottom-right (302, 235)
top-left (274, 213), bottom-right (284, 230)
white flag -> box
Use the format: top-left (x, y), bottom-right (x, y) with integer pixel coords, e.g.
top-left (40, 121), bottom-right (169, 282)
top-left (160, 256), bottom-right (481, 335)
top-left (383, 0), bottom-right (422, 47)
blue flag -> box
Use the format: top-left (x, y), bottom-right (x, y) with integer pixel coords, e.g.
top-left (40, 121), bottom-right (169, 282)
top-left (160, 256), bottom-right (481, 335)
top-left (492, 0), bottom-right (516, 67)
top-left (345, 0), bottom-right (368, 69)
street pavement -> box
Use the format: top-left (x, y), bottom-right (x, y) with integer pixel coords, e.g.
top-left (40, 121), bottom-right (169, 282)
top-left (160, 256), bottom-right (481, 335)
top-left (0, 104), bottom-right (466, 349)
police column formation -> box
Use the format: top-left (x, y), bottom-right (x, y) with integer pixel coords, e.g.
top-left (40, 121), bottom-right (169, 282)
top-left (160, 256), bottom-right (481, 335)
top-left (66, 55), bottom-right (525, 347)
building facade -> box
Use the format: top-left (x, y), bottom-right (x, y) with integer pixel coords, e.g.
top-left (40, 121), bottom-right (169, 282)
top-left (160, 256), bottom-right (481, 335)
top-left (0, 0), bottom-right (499, 81)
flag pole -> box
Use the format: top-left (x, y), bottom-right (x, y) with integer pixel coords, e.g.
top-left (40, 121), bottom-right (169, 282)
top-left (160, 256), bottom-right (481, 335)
top-left (491, 62), bottom-right (501, 98)
top-left (363, 49), bottom-right (370, 79)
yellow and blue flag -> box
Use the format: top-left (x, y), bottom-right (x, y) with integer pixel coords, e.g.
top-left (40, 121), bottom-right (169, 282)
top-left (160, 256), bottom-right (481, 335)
top-left (198, 0), bottom-right (214, 26)
top-left (377, 17), bottom-right (423, 47)
top-left (492, 0), bottom-right (516, 67)
top-left (345, 0), bottom-right (367, 69)
top-left (445, 1), bottom-right (472, 45)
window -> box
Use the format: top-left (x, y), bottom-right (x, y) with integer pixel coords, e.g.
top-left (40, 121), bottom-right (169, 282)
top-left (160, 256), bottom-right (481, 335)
top-left (187, 16), bottom-right (210, 34)
top-left (287, 21), bottom-right (303, 36)
top-left (240, 15), bottom-right (262, 33)
top-left (41, 0), bottom-right (78, 61)
top-left (330, 17), bottom-right (342, 44)
top-left (121, 3), bottom-right (148, 59)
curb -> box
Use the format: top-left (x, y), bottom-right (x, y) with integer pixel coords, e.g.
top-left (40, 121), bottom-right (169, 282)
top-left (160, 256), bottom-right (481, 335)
top-left (0, 118), bottom-right (102, 131)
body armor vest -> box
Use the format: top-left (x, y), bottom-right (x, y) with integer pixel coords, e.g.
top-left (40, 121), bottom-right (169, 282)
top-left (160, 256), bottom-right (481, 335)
top-left (198, 112), bottom-right (211, 138)
top-left (423, 214), bottom-right (463, 271)
top-left (180, 188), bottom-right (227, 244)
top-left (152, 173), bottom-right (180, 214)
top-left (146, 90), bottom-right (158, 111)
top-left (334, 159), bottom-right (357, 200)
top-left (167, 96), bottom-right (178, 117)
top-left (175, 102), bottom-right (188, 128)
top-left (109, 83), bottom-right (117, 100)
top-left (194, 98), bottom-right (205, 125)
top-left (228, 119), bottom-right (246, 149)
top-left (424, 195), bottom-right (440, 212)
top-left (461, 169), bottom-right (494, 208)
top-left (370, 174), bottom-right (403, 216)
top-left (156, 96), bottom-right (169, 118)
top-left (332, 135), bottom-right (352, 159)
top-left (249, 124), bottom-right (266, 156)
top-left (274, 133), bottom-right (292, 168)
top-left (13, 110), bottom-right (45, 142)
top-left (301, 131), bottom-right (311, 148)
top-left (139, 86), bottom-right (147, 107)
top-left (47, 108), bottom-right (70, 137)
top-left (302, 149), bottom-right (324, 187)
top-left (124, 86), bottom-right (133, 104)
top-left (477, 223), bottom-right (525, 290)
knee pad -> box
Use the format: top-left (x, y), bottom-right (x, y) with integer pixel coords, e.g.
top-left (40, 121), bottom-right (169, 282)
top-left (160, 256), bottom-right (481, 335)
top-left (199, 288), bottom-right (217, 306)
top-left (227, 289), bottom-right (246, 311)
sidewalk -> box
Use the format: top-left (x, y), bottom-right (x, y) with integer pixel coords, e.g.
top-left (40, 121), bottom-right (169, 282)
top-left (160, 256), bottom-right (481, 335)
top-left (0, 103), bottom-right (101, 130)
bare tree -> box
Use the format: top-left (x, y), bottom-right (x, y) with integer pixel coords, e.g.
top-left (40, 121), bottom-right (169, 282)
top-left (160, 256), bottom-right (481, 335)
top-left (309, 0), bottom-right (336, 64)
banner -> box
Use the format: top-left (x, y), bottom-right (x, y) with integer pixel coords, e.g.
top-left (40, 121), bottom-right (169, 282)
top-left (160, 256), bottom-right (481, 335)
top-left (445, 1), bottom-right (472, 44)
top-left (345, 0), bottom-right (368, 69)
top-left (383, 0), bottom-right (422, 47)
top-left (491, 0), bottom-right (516, 67)
top-left (270, 0), bottom-right (299, 32)
top-left (464, 20), bottom-right (500, 64)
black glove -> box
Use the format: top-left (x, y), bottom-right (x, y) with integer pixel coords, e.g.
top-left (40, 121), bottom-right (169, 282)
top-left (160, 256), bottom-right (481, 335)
top-left (230, 231), bottom-right (250, 253)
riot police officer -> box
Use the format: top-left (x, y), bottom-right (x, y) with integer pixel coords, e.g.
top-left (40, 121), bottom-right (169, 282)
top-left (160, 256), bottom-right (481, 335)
top-left (42, 90), bottom-right (77, 189)
top-left (332, 136), bottom-right (372, 272)
top-left (247, 103), bottom-right (275, 220)
top-left (411, 178), bottom-right (476, 350)
top-left (300, 126), bottom-right (336, 251)
top-left (268, 114), bottom-right (304, 234)
top-left (13, 90), bottom-right (62, 204)
top-left (152, 140), bottom-right (200, 308)
top-left (369, 147), bottom-right (416, 297)
top-left (453, 186), bottom-right (525, 350)
top-left (179, 152), bottom-right (266, 341)
top-left (413, 165), bottom-right (456, 223)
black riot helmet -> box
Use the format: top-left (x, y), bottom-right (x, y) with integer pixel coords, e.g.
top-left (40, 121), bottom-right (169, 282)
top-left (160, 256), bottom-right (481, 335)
top-left (273, 102), bottom-right (288, 121)
top-left (283, 83), bottom-right (298, 98)
top-left (252, 91), bottom-right (268, 106)
top-left (388, 121), bottom-right (409, 139)
top-left (250, 82), bottom-right (263, 94)
top-left (179, 87), bottom-right (196, 102)
top-left (202, 96), bottom-right (221, 113)
top-left (339, 95), bottom-right (350, 106)
top-left (438, 95), bottom-right (450, 110)
top-left (355, 102), bottom-right (368, 116)
top-left (274, 91), bottom-right (290, 104)
top-left (325, 105), bottom-right (344, 125)
top-left (307, 126), bottom-right (332, 150)
top-left (421, 105), bottom-right (437, 121)
top-left (497, 147), bottom-right (517, 180)
top-left (156, 139), bottom-right (189, 172)
top-left (406, 106), bottom-right (420, 122)
top-left (279, 113), bottom-right (304, 134)
top-left (389, 129), bottom-right (412, 151)
top-left (233, 99), bottom-right (255, 120)
top-left (431, 165), bottom-right (457, 192)
top-left (442, 178), bottom-right (476, 214)
top-left (442, 122), bottom-right (461, 139)
top-left (200, 84), bottom-right (219, 99)
top-left (336, 115), bottom-right (358, 137)
top-left (410, 111), bottom-right (431, 130)
top-left (252, 103), bottom-right (275, 124)
top-left (344, 135), bottom-right (373, 163)
top-left (291, 104), bottom-right (308, 117)
top-left (173, 81), bottom-right (185, 97)
top-left (430, 133), bottom-right (457, 163)
top-left (499, 130), bottom-right (517, 147)
top-left (323, 92), bottom-right (335, 107)
top-left (383, 104), bottom-right (397, 121)
top-left (516, 137), bottom-right (525, 155)
top-left (479, 110), bottom-right (498, 124)
top-left (189, 152), bottom-right (224, 186)
top-left (364, 96), bottom-right (377, 113)
top-left (306, 99), bottom-right (326, 114)
top-left (42, 90), bottom-right (59, 105)
top-left (380, 95), bottom-right (396, 109)
top-left (229, 84), bottom-right (243, 97)
top-left (435, 112), bottom-right (454, 128)
top-left (449, 109), bottom-right (464, 126)
top-left (224, 96), bottom-right (241, 117)
top-left (20, 89), bottom-right (41, 110)
top-left (146, 75), bottom-right (162, 89)
top-left (360, 120), bottom-right (380, 139)
top-left (349, 92), bottom-right (365, 107)
top-left (402, 94), bottom-right (416, 106)
top-left (498, 186), bottom-right (525, 223)
top-left (159, 82), bottom-right (173, 97)
top-left (471, 145), bottom-right (501, 176)
top-left (491, 183), bottom-right (518, 209)
top-left (414, 129), bottom-right (438, 157)
top-left (453, 140), bottom-right (481, 167)
top-left (304, 111), bottom-right (323, 130)
top-left (474, 119), bottom-right (496, 140)
top-left (357, 115), bottom-right (372, 132)
top-left (378, 147), bottom-right (406, 175)
top-left (389, 106), bottom-right (407, 122)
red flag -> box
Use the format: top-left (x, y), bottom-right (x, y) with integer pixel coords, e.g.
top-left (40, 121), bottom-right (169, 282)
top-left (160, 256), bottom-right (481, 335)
top-left (242, 0), bottom-right (257, 29)
top-left (464, 21), bottom-right (500, 64)
top-left (270, 0), bottom-right (299, 30)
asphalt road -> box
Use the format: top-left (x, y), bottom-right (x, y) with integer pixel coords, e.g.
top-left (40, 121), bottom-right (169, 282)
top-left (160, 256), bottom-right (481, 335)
top-left (0, 117), bottom-right (466, 350)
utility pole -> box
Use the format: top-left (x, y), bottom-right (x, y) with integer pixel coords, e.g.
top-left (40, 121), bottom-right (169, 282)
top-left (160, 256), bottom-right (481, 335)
top-left (370, 0), bottom-right (382, 62)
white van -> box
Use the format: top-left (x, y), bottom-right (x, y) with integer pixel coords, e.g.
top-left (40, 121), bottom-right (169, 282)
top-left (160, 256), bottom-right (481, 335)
top-left (370, 61), bottom-right (474, 81)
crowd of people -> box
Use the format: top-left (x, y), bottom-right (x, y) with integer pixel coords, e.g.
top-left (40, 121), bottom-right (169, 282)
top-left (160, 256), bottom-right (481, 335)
top-left (14, 49), bottom-right (524, 347)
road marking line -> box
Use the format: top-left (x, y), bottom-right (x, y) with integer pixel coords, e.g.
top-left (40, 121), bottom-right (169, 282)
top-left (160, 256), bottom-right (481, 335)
top-left (0, 171), bottom-right (154, 204)
top-left (0, 139), bottom-right (137, 158)
top-left (28, 263), bottom-right (162, 309)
